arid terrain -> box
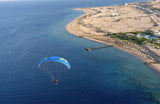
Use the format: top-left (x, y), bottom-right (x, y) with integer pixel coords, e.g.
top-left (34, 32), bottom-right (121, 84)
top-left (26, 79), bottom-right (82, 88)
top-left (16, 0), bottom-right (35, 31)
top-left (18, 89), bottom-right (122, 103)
top-left (66, 0), bottom-right (160, 71)
top-left (76, 5), bottom-right (160, 33)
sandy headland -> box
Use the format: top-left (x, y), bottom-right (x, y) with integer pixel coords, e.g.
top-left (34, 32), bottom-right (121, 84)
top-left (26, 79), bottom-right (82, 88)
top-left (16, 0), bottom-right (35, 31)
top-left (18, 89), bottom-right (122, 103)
top-left (66, 0), bottom-right (160, 72)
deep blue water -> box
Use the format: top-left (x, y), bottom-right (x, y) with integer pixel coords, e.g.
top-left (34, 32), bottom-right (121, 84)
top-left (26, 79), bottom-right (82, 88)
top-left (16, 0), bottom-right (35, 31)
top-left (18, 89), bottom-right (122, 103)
top-left (0, 0), bottom-right (160, 104)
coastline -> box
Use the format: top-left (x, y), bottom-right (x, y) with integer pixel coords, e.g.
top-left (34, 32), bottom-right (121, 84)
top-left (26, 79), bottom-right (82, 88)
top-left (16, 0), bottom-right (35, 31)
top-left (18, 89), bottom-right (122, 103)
top-left (66, 1), bottom-right (160, 72)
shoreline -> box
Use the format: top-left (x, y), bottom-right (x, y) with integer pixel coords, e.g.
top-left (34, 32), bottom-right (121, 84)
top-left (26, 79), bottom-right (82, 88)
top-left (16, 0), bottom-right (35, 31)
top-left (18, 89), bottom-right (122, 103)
top-left (66, 1), bottom-right (160, 72)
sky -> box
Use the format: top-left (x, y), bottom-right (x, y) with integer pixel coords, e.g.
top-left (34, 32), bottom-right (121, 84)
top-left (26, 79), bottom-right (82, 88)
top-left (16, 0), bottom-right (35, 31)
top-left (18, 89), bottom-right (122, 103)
top-left (0, 0), bottom-right (19, 1)
top-left (0, 0), bottom-right (41, 1)
top-left (0, 0), bottom-right (48, 1)
top-left (0, 0), bottom-right (57, 1)
top-left (0, 0), bottom-right (24, 1)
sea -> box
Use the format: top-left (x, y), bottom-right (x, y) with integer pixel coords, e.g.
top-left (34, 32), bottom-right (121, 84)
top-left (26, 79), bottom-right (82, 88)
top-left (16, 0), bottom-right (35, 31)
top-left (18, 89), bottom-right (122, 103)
top-left (0, 0), bottom-right (160, 104)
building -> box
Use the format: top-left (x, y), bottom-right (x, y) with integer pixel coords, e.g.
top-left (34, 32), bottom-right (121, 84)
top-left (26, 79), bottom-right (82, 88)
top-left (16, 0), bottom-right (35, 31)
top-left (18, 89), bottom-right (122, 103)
top-left (110, 13), bottom-right (119, 17)
top-left (154, 31), bottom-right (160, 37)
top-left (124, 3), bottom-right (128, 6)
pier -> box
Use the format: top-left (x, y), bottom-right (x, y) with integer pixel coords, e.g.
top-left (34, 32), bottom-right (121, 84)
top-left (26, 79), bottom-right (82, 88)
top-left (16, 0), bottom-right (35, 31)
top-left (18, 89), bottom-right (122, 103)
top-left (84, 45), bottom-right (113, 51)
top-left (144, 62), bottom-right (160, 65)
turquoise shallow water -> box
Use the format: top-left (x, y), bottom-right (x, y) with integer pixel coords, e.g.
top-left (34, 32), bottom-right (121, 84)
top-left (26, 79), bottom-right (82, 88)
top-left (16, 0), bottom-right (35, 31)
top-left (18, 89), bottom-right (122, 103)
top-left (0, 0), bottom-right (160, 104)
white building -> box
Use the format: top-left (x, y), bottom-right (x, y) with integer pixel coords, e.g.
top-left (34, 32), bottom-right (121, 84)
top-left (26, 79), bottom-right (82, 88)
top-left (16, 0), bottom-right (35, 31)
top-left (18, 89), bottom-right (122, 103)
top-left (125, 3), bottom-right (128, 6)
top-left (154, 31), bottom-right (160, 37)
top-left (110, 13), bottom-right (119, 17)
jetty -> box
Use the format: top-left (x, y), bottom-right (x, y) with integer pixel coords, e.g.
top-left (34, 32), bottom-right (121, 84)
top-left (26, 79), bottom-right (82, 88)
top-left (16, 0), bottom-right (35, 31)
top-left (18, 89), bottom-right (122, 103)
top-left (84, 45), bottom-right (113, 51)
top-left (144, 62), bottom-right (160, 65)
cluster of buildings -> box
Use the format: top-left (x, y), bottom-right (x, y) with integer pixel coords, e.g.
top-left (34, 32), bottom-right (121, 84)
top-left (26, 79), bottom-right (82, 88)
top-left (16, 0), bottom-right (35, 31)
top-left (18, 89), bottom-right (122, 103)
top-left (136, 30), bottom-right (160, 43)
top-left (154, 30), bottom-right (160, 37)
top-left (154, 30), bottom-right (160, 43)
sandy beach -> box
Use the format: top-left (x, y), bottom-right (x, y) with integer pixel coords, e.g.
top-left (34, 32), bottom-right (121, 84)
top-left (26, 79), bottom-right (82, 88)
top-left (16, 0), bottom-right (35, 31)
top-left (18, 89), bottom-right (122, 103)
top-left (66, 0), bottom-right (160, 72)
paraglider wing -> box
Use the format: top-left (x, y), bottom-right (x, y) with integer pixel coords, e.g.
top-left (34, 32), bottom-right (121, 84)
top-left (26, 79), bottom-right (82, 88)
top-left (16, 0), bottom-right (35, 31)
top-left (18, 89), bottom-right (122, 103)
top-left (37, 58), bottom-right (48, 67)
top-left (38, 56), bottom-right (71, 69)
top-left (37, 56), bottom-right (71, 83)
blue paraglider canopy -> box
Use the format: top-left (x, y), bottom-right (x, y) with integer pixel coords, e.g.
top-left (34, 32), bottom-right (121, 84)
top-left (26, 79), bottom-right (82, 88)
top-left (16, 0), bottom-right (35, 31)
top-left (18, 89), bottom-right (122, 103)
top-left (37, 56), bottom-right (71, 84)
top-left (38, 56), bottom-right (71, 69)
